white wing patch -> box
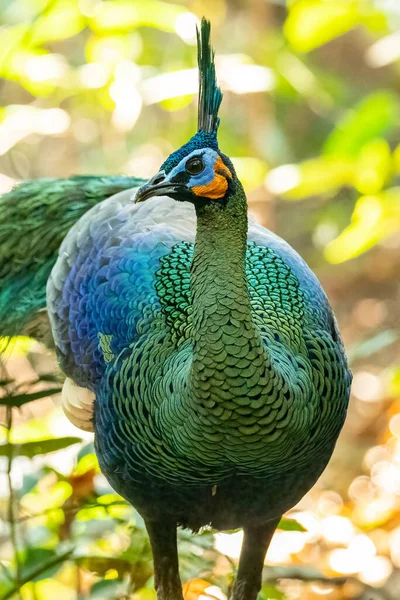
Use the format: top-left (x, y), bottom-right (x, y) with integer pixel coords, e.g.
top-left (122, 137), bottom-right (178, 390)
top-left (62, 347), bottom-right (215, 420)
top-left (62, 377), bottom-right (95, 432)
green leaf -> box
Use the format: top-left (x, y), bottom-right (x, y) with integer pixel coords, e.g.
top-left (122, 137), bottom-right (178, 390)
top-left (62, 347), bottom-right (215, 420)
top-left (0, 25), bottom-right (29, 75)
top-left (324, 91), bottom-right (400, 157)
top-left (76, 555), bottom-right (131, 576)
top-left (0, 562), bottom-right (13, 583)
top-left (20, 472), bottom-right (40, 495)
top-left (284, 0), bottom-right (360, 53)
top-left (0, 437), bottom-right (81, 458)
top-left (259, 584), bottom-right (286, 600)
top-left (36, 373), bottom-right (63, 383)
top-left (89, 578), bottom-right (129, 599)
top-left (266, 157), bottom-right (354, 200)
top-left (354, 139), bottom-right (392, 194)
top-left (277, 518), bottom-right (306, 532)
top-left (347, 330), bottom-right (397, 363)
top-left (0, 387), bottom-right (62, 408)
top-left (88, 0), bottom-right (186, 34)
top-left (77, 441), bottom-right (95, 461)
top-left (0, 549), bottom-right (73, 600)
top-left (325, 187), bottom-right (400, 263)
top-left (387, 367), bottom-right (400, 396)
top-left (29, 1), bottom-right (85, 45)
top-left (0, 379), bottom-right (14, 387)
top-left (20, 548), bottom-right (58, 582)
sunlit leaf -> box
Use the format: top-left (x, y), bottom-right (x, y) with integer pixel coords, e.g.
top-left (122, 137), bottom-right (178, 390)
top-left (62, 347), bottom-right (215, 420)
top-left (132, 589), bottom-right (157, 600)
top-left (89, 578), bottom-right (129, 599)
top-left (387, 367), bottom-right (400, 396)
top-left (0, 336), bottom-right (37, 356)
top-left (325, 187), bottom-right (400, 263)
top-left (324, 91), bottom-right (400, 157)
top-left (0, 437), bottom-right (81, 458)
top-left (347, 330), bottom-right (397, 363)
top-left (96, 494), bottom-right (132, 520)
top-left (85, 34), bottom-right (139, 64)
top-left (161, 95), bottom-right (194, 112)
top-left (6, 416), bottom-right (59, 444)
top-left (284, 0), bottom-right (360, 53)
top-left (76, 505), bottom-right (110, 521)
top-left (277, 518), bottom-right (306, 532)
top-left (0, 24), bottom-right (29, 74)
top-left (1, 549), bottom-right (74, 600)
top-left (0, 387), bottom-right (62, 408)
top-left (232, 157), bottom-right (268, 192)
top-left (29, 1), bottom-right (85, 45)
top-left (34, 579), bottom-right (76, 600)
top-left (88, 0), bottom-right (187, 34)
top-left (76, 555), bottom-right (131, 576)
top-left (354, 139), bottom-right (392, 195)
top-left (259, 585), bottom-right (286, 600)
top-left (22, 480), bottom-right (73, 514)
top-left (265, 157), bottom-right (354, 200)
top-left (75, 451), bottom-right (99, 475)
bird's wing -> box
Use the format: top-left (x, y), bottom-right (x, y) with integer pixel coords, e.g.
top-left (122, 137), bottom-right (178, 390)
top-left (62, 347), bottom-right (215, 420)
top-left (0, 175), bottom-right (145, 342)
top-left (47, 193), bottom-right (196, 391)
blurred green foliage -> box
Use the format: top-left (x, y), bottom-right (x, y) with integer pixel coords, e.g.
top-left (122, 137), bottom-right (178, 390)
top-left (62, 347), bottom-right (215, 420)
top-left (1, 1), bottom-right (400, 599)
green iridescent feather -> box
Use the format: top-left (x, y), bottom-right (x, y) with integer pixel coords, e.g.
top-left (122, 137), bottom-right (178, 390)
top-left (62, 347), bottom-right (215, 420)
top-left (0, 175), bottom-right (144, 339)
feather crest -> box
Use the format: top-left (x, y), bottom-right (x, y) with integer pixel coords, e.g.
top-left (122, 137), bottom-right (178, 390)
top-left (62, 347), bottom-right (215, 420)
top-left (197, 17), bottom-right (222, 135)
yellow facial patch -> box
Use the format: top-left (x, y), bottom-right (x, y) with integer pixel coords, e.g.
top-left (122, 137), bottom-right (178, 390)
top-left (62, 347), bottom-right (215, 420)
top-left (192, 157), bottom-right (232, 200)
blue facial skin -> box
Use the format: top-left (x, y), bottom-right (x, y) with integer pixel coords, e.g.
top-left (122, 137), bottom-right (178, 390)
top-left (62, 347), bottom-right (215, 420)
top-left (167, 147), bottom-right (219, 189)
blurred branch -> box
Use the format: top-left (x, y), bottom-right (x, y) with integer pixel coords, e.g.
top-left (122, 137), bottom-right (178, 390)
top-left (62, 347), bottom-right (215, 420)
top-left (0, 387), bottom-right (62, 408)
top-left (264, 566), bottom-right (394, 600)
top-left (0, 356), bottom-right (22, 599)
top-left (16, 499), bottom-right (130, 524)
top-left (6, 406), bottom-right (20, 593)
top-left (0, 549), bottom-right (74, 600)
top-left (263, 565), bottom-right (346, 585)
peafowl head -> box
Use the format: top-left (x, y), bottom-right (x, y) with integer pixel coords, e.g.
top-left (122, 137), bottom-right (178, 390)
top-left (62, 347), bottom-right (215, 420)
top-left (135, 18), bottom-right (237, 207)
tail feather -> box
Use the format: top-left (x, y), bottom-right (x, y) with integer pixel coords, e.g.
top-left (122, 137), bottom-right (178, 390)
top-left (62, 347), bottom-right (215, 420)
top-left (0, 175), bottom-right (145, 342)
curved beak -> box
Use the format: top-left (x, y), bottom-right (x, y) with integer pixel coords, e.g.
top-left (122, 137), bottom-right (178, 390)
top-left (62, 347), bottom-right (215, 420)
top-left (134, 171), bottom-right (186, 204)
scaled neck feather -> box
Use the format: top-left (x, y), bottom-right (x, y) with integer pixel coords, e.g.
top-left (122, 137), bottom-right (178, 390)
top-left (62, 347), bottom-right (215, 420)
top-left (189, 183), bottom-right (273, 409)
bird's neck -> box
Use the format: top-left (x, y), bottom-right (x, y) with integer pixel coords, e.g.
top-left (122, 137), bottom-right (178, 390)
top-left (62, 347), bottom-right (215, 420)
top-left (189, 182), bottom-right (269, 405)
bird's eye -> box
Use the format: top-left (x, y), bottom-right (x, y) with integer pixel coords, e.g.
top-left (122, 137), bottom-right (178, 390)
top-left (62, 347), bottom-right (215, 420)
top-left (185, 157), bottom-right (205, 175)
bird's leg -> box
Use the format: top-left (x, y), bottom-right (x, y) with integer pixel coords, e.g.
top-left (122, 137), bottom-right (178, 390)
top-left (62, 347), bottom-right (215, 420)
top-left (231, 517), bottom-right (281, 600)
top-left (145, 519), bottom-right (183, 600)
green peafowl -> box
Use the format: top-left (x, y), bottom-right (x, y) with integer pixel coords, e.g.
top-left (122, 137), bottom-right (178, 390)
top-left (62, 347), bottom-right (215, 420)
top-left (0, 19), bottom-right (351, 600)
